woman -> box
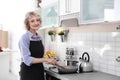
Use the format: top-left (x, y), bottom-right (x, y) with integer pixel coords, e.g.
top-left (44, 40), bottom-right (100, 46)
top-left (19, 11), bottom-right (57, 80)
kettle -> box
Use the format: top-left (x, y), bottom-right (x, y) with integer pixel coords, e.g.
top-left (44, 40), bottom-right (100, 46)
top-left (78, 52), bottom-right (93, 73)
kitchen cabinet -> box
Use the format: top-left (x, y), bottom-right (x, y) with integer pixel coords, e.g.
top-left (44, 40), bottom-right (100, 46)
top-left (0, 30), bottom-right (8, 48)
top-left (2, 31), bottom-right (8, 48)
top-left (80, 0), bottom-right (120, 24)
top-left (10, 52), bottom-right (21, 76)
top-left (80, 0), bottom-right (105, 23)
top-left (41, 0), bottom-right (59, 28)
top-left (41, 0), bottom-right (58, 7)
top-left (0, 52), bottom-right (10, 76)
top-left (59, 0), bottom-right (80, 16)
top-left (59, 0), bottom-right (80, 25)
top-left (39, 0), bottom-right (120, 27)
top-left (45, 68), bottom-right (120, 80)
top-left (45, 73), bottom-right (60, 80)
top-left (104, 0), bottom-right (120, 21)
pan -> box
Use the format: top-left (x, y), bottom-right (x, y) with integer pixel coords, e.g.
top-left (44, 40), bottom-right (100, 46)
top-left (57, 66), bottom-right (78, 74)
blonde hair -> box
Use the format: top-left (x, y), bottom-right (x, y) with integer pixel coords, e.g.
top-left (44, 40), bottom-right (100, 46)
top-left (24, 11), bottom-right (42, 30)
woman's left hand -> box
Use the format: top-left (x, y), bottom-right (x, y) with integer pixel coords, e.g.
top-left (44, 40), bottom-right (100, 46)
top-left (45, 58), bottom-right (58, 65)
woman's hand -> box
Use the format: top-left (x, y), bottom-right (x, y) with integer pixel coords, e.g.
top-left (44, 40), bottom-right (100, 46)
top-left (45, 58), bottom-right (58, 65)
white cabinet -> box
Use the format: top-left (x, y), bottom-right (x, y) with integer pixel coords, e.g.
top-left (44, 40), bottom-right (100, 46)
top-left (0, 30), bottom-right (8, 48)
top-left (104, 0), bottom-right (120, 21)
top-left (70, 0), bottom-right (80, 14)
top-left (41, 0), bottom-right (58, 7)
top-left (59, 0), bottom-right (66, 15)
top-left (80, 0), bottom-right (120, 24)
top-left (59, 0), bottom-right (80, 16)
top-left (0, 52), bottom-right (10, 78)
top-left (80, 0), bottom-right (105, 23)
top-left (41, 0), bottom-right (59, 28)
top-left (10, 51), bottom-right (21, 76)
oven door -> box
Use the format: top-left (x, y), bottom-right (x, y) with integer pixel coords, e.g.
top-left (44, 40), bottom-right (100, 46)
top-left (45, 72), bottom-right (60, 80)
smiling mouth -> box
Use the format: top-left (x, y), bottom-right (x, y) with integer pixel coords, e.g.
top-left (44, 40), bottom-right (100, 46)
top-left (34, 26), bottom-right (39, 27)
top-left (34, 25), bottom-right (39, 27)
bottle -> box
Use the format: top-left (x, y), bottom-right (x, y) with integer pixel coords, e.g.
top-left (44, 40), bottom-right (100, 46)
top-left (77, 57), bottom-right (83, 73)
top-left (66, 48), bottom-right (69, 55)
top-left (65, 48), bottom-right (69, 59)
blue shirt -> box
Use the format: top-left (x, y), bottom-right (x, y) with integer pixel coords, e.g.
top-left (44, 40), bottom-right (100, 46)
top-left (19, 31), bottom-right (42, 66)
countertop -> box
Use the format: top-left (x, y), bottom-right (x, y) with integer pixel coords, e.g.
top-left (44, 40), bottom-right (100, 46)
top-left (45, 67), bottom-right (120, 80)
top-left (0, 50), bottom-right (18, 55)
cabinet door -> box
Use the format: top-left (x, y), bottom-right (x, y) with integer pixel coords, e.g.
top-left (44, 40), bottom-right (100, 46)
top-left (41, 0), bottom-right (58, 7)
top-left (59, 0), bottom-right (80, 16)
top-left (0, 53), bottom-right (10, 77)
top-left (80, 0), bottom-right (120, 24)
top-left (41, 0), bottom-right (59, 28)
top-left (0, 30), bottom-right (8, 48)
top-left (104, 0), bottom-right (120, 21)
top-left (59, 0), bottom-right (66, 15)
top-left (45, 73), bottom-right (60, 80)
top-left (10, 52), bottom-right (21, 76)
top-left (2, 31), bottom-right (8, 48)
top-left (80, 0), bottom-right (105, 23)
top-left (70, 0), bottom-right (80, 14)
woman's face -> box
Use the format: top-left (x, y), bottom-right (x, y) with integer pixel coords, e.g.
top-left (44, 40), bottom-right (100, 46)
top-left (29, 15), bottom-right (41, 31)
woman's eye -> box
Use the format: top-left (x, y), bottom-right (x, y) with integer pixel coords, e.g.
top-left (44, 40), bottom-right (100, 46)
top-left (30, 18), bottom-right (40, 23)
top-left (30, 20), bottom-right (34, 23)
top-left (36, 19), bottom-right (40, 22)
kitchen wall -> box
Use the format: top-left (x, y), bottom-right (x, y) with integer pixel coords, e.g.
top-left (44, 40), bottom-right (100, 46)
top-left (0, 0), bottom-right (36, 50)
top-left (41, 22), bottom-right (120, 76)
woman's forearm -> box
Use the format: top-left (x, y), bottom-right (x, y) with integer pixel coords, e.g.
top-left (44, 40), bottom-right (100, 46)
top-left (31, 57), bottom-right (57, 65)
top-left (31, 58), bottom-right (47, 64)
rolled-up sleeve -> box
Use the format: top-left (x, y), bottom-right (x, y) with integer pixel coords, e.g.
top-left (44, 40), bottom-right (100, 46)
top-left (19, 34), bottom-right (34, 66)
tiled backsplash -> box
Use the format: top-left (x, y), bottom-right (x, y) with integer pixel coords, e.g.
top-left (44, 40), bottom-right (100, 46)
top-left (43, 27), bottom-right (120, 76)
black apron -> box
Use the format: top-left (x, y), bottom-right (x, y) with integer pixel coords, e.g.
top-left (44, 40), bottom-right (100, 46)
top-left (20, 40), bottom-right (45, 80)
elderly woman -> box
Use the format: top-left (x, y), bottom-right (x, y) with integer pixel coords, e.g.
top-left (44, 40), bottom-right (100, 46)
top-left (19, 11), bottom-right (57, 80)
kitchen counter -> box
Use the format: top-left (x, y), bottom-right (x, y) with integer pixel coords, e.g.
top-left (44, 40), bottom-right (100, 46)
top-left (0, 50), bottom-right (18, 54)
top-left (45, 68), bottom-right (120, 80)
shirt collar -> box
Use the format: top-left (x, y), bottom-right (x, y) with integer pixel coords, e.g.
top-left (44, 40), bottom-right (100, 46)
top-left (27, 31), bottom-right (34, 37)
top-left (27, 31), bottom-right (41, 40)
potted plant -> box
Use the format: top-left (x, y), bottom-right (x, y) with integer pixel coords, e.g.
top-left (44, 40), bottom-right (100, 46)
top-left (58, 31), bottom-right (64, 35)
top-left (58, 30), bottom-right (65, 42)
top-left (48, 30), bottom-right (56, 41)
top-left (48, 30), bottom-right (54, 35)
top-left (58, 30), bottom-right (69, 42)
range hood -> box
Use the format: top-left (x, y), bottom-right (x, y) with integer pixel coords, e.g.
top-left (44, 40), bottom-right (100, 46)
top-left (60, 18), bottom-right (79, 27)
